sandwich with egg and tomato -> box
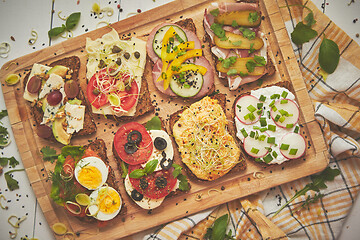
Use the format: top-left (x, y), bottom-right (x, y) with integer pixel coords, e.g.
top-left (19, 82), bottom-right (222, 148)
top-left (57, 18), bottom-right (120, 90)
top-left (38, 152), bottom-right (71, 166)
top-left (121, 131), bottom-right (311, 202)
top-left (147, 18), bottom-right (215, 98)
top-left (113, 116), bottom-right (189, 210)
top-left (45, 139), bottom-right (123, 226)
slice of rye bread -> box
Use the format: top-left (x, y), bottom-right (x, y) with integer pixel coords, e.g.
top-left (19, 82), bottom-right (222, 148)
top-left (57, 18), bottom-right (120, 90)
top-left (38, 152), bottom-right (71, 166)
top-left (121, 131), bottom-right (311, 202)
top-left (112, 118), bottom-right (190, 204)
top-left (231, 80), bottom-right (304, 163)
top-left (23, 56), bottom-right (96, 140)
top-left (169, 93), bottom-right (247, 182)
top-left (203, 1), bottom-right (276, 87)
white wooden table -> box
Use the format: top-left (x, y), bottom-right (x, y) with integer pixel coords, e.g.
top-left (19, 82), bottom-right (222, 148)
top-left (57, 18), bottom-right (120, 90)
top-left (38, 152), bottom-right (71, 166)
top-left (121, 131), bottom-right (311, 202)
top-left (0, 0), bottom-right (359, 239)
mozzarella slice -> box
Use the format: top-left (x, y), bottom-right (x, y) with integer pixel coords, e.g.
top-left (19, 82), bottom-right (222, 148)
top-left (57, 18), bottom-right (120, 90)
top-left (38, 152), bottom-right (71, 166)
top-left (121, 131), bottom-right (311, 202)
top-left (65, 103), bottom-right (85, 134)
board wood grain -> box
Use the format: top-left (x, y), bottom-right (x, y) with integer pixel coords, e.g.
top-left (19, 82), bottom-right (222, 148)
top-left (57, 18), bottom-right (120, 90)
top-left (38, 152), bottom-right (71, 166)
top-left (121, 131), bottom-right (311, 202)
top-left (0, 0), bottom-right (329, 239)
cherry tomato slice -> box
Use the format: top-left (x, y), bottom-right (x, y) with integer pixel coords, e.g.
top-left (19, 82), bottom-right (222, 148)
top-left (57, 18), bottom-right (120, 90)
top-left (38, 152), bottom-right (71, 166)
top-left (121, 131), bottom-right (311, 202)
top-left (111, 80), bottom-right (139, 112)
top-left (87, 68), bottom-right (113, 109)
top-left (113, 122), bottom-right (153, 165)
top-left (128, 165), bottom-right (177, 199)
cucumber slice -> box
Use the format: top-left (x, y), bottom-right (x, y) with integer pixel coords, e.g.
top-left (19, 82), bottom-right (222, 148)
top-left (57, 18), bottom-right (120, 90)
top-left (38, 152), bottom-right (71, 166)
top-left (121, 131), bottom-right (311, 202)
top-left (153, 25), bottom-right (188, 58)
top-left (169, 70), bottom-right (204, 98)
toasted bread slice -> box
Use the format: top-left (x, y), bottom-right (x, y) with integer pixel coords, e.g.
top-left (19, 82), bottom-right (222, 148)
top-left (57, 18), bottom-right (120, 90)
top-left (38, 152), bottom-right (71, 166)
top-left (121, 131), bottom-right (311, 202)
top-left (23, 56), bottom-right (96, 141)
top-left (169, 94), bottom-right (246, 181)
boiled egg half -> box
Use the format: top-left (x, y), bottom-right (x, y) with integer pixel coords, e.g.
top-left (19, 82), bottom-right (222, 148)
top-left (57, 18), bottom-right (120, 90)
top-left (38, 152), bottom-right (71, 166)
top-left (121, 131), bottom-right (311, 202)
top-left (88, 186), bottom-right (122, 221)
top-left (74, 156), bottom-right (109, 190)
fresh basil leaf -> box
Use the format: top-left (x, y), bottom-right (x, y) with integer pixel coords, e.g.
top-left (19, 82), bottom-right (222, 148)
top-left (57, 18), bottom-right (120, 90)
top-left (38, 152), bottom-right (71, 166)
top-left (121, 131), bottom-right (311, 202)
top-left (304, 12), bottom-right (316, 27)
top-left (40, 146), bottom-right (59, 163)
top-left (4, 169), bottom-right (24, 191)
top-left (177, 174), bottom-right (189, 191)
top-left (211, 214), bottom-right (228, 240)
top-left (172, 163), bottom-right (182, 178)
top-left (65, 12), bottom-right (81, 30)
top-left (0, 110), bottom-right (8, 120)
top-left (210, 8), bottom-right (219, 17)
top-left (144, 159), bottom-right (158, 174)
top-left (291, 21), bottom-right (317, 45)
top-left (48, 25), bottom-right (66, 38)
top-left (319, 37), bottom-right (340, 74)
top-left (129, 169), bottom-right (146, 179)
top-left (145, 116), bottom-right (162, 130)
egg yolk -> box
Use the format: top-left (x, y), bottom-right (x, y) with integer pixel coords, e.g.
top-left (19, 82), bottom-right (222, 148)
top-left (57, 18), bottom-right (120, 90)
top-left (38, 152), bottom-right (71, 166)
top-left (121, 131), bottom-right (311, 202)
top-left (97, 188), bottom-right (121, 214)
top-left (77, 166), bottom-right (102, 189)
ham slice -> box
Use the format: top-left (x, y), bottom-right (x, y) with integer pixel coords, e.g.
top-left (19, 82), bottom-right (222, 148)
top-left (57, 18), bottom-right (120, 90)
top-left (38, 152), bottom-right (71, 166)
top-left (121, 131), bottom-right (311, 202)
top-left (152, 56), bottom-right (214, 98)
top-left (146, 22), bottom-right (202, 63)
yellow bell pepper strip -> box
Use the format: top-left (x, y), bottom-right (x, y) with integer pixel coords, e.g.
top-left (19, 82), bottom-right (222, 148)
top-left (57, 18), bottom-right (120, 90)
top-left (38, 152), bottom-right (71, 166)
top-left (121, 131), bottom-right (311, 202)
top-left (164, 41), bottom-right (195, 61)
top-left (172, 64), bottom-right (207, 76)
top-left (159, 49), bottom-right (203, 90)
top-left (160, 26), bottom-right (177, 60)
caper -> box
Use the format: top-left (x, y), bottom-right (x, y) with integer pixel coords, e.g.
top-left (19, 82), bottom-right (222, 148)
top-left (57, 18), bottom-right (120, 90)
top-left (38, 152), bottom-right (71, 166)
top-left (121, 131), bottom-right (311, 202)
top-left (112, 45), bottom-right (122, 53)
top-left (115, 57), bottom-right (122, 66)
top-left (155, 176), bottom-right (167, 189)
top-left (134, 51), bottom-right (140, 59)
top-left (124, 52), bottom-right (130, 60)
top-left (92, 89), bottom-right (100, 95)
top-left (131, 190), bottom-right (143, 201)
top-left (98, 59), bottom-right (106, 69)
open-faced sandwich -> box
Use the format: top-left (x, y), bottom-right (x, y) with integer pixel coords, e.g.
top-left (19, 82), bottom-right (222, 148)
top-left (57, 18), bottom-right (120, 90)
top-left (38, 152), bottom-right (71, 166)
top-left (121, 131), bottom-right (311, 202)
top-left (204, 1), bottom-right (275, 90)
top-left (170, 95), bottom-right (245, 181)
top-left (23, 56), bottom-right (96, 145)
top-left (45, 139), bottom-right (122, 226)
top-left (86, 29), bottom-right (154, 119)
top-left (147, 19), bottom-right (214, 98)
top-left (234, 82), bottom-right (306, 164)
top-left (113, 117), bottom-right (189, 210)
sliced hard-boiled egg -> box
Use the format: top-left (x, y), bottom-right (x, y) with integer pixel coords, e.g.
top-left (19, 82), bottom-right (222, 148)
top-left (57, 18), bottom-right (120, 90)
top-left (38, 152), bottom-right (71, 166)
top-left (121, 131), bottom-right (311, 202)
top-left (74, 157), bottom-right (109, 190)
top-left (88, 186), bottom-right (122, 221)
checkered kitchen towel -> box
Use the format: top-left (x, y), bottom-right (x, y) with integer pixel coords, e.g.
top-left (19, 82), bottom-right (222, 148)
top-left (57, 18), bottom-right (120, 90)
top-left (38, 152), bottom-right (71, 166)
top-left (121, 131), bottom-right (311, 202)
top-left (143, 0), bottom-right (360, 239)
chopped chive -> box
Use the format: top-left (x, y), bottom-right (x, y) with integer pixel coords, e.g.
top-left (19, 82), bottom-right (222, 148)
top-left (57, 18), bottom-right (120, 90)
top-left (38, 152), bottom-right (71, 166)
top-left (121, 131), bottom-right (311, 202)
top-left (257, 103), bottom-right (263, 109)
top-left (294, 125), bottom-right (300, 133)
top-left (271, 105), bottom-right (278, 112)
top-left (268, 124), bottom-right (276, 132)
top-left (289, 148), bottom-right (298, 155)
top-left (272, 151), bottom-right (278, 158)
top-left (280, 99), bottom-right (288, 104)
top-left (247, 105), bottom-right (256, 113)
top-left (250, 131), bottom-right (255, 138)
top-left (244, 113), bottom-right (249, 120)
top-left (263, 153), bottom-right (273, 163)
top-left (279, 116), bottom-right (286, 123)
top-left (280, 143), bottom-right (290, 150)
top-left (260, 117), bottom-right (267, 127)
top-left (267, 137), bottom-right (275, 144)
top-left (259, 134), bottom-right (266, 141)
top-left (267, 111), bottom-right (271, 119)
top-left (175, 33), bottom-right (184, 43)
top-left (236, 104), bottom-right (241, 110)
top-left (286, 123), bottom-right (294, 128)
top-left (269, 100), bottom-right (275, 107)
top-left (253, 126), bottom-right (260, 130)
top-left (279, 109), bottom-right (289, 116)
top-left (265, 147), bottom-right (272, 152)
top-left (260, 127), bottom-right (267, 132)
top-left (281, 91), bottom-right (288, 98)
top-left (270, 94), bottom-right (280, 99)
top-left (257, 109), bottom-right (263, 115)
top-left (259, 95), bottom-right (266, 102)
top-left (274, 114), bottom-right (281, 122)
top-left (255, 158), bottom-right (262, 162)
top-left (248, 113), bottom-right (255, 121)
top-left (241, 128), bottom-right (248, 138)
top-left (251, 148), bottom-right (260, 154)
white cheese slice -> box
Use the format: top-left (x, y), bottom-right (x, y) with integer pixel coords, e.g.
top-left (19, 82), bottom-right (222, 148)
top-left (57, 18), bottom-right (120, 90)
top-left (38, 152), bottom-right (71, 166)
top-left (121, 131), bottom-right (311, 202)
top-left (86, 29), bottom-right (147, 117)
top-left (65, 103), bottom-right (85, 134)
top-left (23, 64), bottom-right (51, 102)
top-left (39, 74), bottom-right (64, 99)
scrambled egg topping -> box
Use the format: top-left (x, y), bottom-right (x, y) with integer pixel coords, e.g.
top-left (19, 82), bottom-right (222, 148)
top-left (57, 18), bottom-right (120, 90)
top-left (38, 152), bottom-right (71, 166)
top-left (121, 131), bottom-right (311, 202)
top-left (173, 97), bottom-right (241, 181)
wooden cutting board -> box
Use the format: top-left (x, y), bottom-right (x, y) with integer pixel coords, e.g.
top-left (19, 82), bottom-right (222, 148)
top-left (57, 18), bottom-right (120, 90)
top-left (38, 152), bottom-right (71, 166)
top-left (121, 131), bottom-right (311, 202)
top-left (0, 0), bottom-right (329, 239)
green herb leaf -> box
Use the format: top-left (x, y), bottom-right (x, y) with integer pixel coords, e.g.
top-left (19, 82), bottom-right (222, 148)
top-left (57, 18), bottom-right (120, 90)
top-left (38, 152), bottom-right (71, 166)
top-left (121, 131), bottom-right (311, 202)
top-left (273, 167), bottom-right (340, 217)
top-left (65, 12), bottom-right (81, 30)
top-left (40, 146), bottom-right (59, 163)
top-left (291, 21), bottom-right (317, 45)
top-left (9, 157), bottom-right (19, 168)
top-left (239, 27), bottom-right (255, 40)
top-left (48, 25), bottom-right (66, 38)
top-left (61, 146), bottom-right (84, 158)
top-left (177, 174), bottom-right (190, 191)
top-left (144, 159), bottom-right (158, 174)
top-left (248, 12), bottom-right (259, 23)
top-left (211, 23), bottom-right (227, 40)
top-left (211, 214), bottom-right (228, 240)
top-left (0, 110), bottom-right (8, 120)
top-left (120, 161), bottom-right (128, 178)
top-left (254, 55), bottom-right (266, 66)
top-left (231, 20), bottom-right (238, 28)
top-left (129, 169), bottom-right (146, 179)
top-left (220, 56), bottom-right (237, 68)
top-left (0, 157), bottom-right (17, 168)
top-left (4, 169), bottom-right (24, 191)
top-left (304, 12), bottom-right (316, 27)
top-left (210, 8), bottom-right (220, 17)
top-left (227, 69), bottom-right (238, 76)
top-left (246, 60), bottom-right (256, 73)
top-left (172, 163), bottom-right (182, 178)
top-left (145, 116), bottom-right (162, 130)
top-left (319, 36), bottom-right (340, 74)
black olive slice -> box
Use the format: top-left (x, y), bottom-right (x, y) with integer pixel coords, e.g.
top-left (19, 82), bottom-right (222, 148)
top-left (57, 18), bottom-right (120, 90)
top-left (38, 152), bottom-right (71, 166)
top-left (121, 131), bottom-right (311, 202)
top-left (127, 130), bottom-right (142, 144)
top-left (154, 137), bottom-right (167, 150)
top-left (124, 142), bottom-right (138, 154)
top-left (139, 178), bottom-right (148, 190)
top-left (161, 151), bottom-right (166, 158)
top-left (160, 157), bottom-right (173, 170)
top-left (155, 176), bottom-right (167, 189)
top-left (131, 189), bottom-right (143, 201)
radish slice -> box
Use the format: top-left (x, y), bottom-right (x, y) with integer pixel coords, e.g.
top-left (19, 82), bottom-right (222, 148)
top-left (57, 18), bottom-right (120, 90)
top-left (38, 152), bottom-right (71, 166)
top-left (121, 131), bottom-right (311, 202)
top-left (235, 95), bottom-right (262, 125)
top-left (243, 132), bottom-right (271, 158)
top-left (279, 132), bottom-right (306, 159)
top-left (270, 99), bottom-right (299, 129)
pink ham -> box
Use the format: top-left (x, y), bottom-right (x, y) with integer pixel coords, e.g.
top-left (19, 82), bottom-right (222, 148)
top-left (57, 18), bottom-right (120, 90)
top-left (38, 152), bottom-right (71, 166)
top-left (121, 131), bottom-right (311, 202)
top-left (146, 22), bottom-right (202, 63)
top-left (152, 56), bottom-right (214, 98)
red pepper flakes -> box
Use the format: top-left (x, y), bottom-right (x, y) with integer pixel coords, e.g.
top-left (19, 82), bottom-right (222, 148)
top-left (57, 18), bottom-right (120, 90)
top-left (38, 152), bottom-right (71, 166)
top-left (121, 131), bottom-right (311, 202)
top-left (137, 9), bottom-right (142, 13)
top-left (117, 4), bottom-right (120, 9)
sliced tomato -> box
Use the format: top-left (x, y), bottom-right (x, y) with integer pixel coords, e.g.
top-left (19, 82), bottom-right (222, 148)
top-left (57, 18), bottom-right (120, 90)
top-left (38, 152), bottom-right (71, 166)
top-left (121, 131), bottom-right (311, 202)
top-left (111, 80), bottom-right (139, 112)
top-left (83, 148), bottom-right (99, 158)
top-left (63, 155), bottom-right (75, 176)
top-left (113, 122), bottom-right (153, 165)
top-left (128, 165), bottom-right (177, 199)
top-left (87, 68), bottom-right (113, 109)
